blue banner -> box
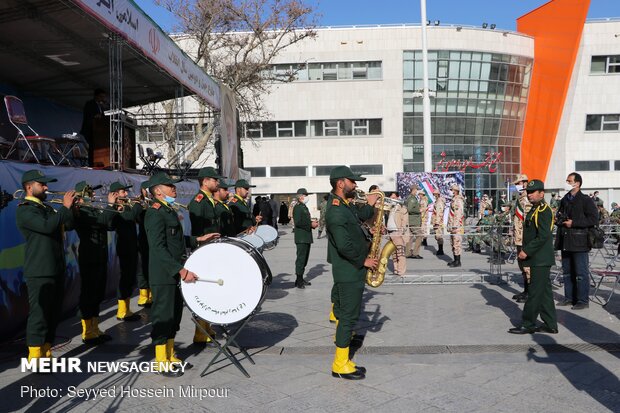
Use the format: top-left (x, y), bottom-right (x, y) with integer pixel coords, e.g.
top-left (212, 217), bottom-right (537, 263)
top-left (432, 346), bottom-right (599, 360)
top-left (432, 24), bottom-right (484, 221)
top-left (0, 160), bottom-right (197, 340)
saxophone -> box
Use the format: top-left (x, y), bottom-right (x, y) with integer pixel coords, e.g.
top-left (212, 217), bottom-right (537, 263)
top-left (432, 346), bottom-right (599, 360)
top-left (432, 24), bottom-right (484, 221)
top-left (362, 191), bottom-right (397, 288)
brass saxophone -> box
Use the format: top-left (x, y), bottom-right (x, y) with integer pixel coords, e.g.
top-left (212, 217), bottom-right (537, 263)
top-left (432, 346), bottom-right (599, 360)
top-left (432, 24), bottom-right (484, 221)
top-left (361, 191), bottom-right (397, 288)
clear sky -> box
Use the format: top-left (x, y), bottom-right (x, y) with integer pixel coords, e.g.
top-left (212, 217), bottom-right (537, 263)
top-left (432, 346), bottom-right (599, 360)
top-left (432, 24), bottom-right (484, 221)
top-left (135, 0), bottom-right (620, 33)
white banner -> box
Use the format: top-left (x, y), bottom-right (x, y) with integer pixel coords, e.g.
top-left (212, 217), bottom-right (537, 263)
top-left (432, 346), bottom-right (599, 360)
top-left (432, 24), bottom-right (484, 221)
top-left (74, 0), bottom-right (220, 109)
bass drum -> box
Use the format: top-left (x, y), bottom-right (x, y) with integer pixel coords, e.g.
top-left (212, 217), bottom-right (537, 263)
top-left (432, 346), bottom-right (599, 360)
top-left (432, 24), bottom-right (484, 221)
top-left (255, 225), bottom-right (278, 250)
top-left (181, 237), bottom-right (271, 325)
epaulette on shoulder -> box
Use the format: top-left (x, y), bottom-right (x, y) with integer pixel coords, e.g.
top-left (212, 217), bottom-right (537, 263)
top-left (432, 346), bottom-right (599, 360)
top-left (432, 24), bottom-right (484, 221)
top-left (231, 198), bottom-right (238, 203)
top-left (194, 193), bottom-right (204, 203)
top-left (151, 203), bottom-right (161, 210)
top-left (332, 199), bottom-right (340, 206)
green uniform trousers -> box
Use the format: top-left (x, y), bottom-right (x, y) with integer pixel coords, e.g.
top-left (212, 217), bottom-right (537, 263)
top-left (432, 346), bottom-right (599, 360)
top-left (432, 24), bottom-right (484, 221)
top-left (78, 258), bottom-right (107, 319)
top-left (150, 284), bottom-right (183, 345)
top-left (522, 266), bottom-right (557, 330)
top-left (117, 251), bottom-right (137, 299)
top-left (295, 242), bottom-right (311, 279)
top-left (333, 280), bottom-right (365, 347)
top-left (25, 275), bottom-right (64, 346)
top-left (137, 235), bottom-right (150, 290)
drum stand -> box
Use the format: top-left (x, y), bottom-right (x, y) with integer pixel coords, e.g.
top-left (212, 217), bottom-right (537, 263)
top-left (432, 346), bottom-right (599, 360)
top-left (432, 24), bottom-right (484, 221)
top-left (190, 313), bottom-right (256, 378)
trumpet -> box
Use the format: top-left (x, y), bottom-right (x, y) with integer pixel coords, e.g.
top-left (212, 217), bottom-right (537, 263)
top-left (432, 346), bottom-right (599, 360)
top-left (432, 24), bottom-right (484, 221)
top-left (353, 189), bottom-right (403, 210)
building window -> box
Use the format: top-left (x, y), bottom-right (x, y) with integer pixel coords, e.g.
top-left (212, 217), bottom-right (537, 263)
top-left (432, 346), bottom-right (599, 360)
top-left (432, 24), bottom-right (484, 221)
top-left (245, 167), bottom-right (266, 177)
top-left (245, 119), bottom-right (381, 138)
top-left (270, 61), bottom-right (382, 82)
top-left (350, 164), bottom-right (383, 175)
top-left (271, 166), bottom-right (307, 177)
top-left (575, 160), bottom-right (610, 171)
top-left (145, 125), bottom-right (164, 142)
top-left (244, 121), bottom-right (308, 138)
top-left (615, 161), bottom-right (620, 171)
top-left (314, 165), bottom-right (339, 176)
top-left (586, 114), bottom-right (620, 131)
top-left (591, 55), bottom-right (620, 74)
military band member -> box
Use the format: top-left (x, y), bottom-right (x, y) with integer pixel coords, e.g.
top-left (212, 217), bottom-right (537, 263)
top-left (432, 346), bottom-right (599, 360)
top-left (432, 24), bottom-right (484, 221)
top-left (512, 174), bottom-right (532, 303)
top-left (137, 179), bottom-right (152, 307)
top-left (293, 188), bottom-right (318, 289)
top-left (448, 184), bottom-right (465, 267)
top-left (431, 188), bottom-right (445, 256)
top-left (188, 166), bottom-right (225, 347)
top-left (73, 181), bottom-right (117, 344)
top-left (326, 166), bottom-right (378, 380)
top-left (229, 179), bottom-right (260, 234)
top-left (16, 170), bottom-right (76, 364)
top-left (214, 180), bottom-right (236, 237)
top-left (145, 173), bottom-right (219, 377)
top-left (109, 181), bottom-right (142, 322)
top-left (509, 180), bottom-right (558, 334)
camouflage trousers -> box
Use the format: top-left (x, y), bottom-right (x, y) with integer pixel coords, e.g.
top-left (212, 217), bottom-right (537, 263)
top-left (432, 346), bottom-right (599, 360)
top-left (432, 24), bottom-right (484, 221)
top-left (450, 227), bottom-right (464, 255)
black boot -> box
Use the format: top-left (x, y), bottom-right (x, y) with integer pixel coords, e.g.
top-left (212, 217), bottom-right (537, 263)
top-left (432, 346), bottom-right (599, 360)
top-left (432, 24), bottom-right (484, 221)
top-left (318, 230), bottom-right (322, 239)
top-left (436, 245), bottom-right (444, 256)
top-left (448, 255), bottom-right (461, 267)
top-left (421, 239), bottom-right (428, 247)
top-left (514, 274), bottom-right (529, 302)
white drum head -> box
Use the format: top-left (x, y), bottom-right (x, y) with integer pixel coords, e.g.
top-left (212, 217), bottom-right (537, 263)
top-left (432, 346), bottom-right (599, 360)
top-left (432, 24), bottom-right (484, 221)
top-left (256, 225), bottom-right (278, 244)
top-left (181, 242), bottom-right (264, 324)
top-left (238, 233), bottom-right (264, 250)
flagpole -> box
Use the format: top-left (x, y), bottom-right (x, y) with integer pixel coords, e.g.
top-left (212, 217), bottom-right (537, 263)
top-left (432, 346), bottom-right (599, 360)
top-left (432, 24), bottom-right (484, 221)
top-left (420, 0), bottom-right (433, 172)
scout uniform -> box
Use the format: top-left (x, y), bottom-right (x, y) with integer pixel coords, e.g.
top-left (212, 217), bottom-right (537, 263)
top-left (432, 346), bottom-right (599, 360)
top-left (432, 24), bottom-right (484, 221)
top-left (406, 187), bottom-right (422, 258)
top-left (73, 181), bottom-right (116, 344)
top-left (293, 188), bottom-right (313, 288)
top-left (110, 181), bottom-right (143, 321)
top-left (432, 191), bottom-right (445, 255)
top-left (512, 174), bottom-right (532, 302)
top-left (326, 166), bottom-right (374, 380)
top-left (16, 170), bottom-right (74, 362)
top-left (448, 185), bottom-right (465, 267)
top-left (509, 180), bottom-right (558, 334)
top-left (229, 179), bottom-right (257, 234)
top-left (137, 179), bottom-right (152, 307)
top-left (145, 173), bottom-right (199, 376)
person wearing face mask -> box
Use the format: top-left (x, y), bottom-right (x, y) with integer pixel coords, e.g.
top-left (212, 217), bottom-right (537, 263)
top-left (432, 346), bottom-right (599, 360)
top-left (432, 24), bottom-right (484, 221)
top-left (292, 188), bottom-right (318, 289)
top-left (512, 174), bottom-right (532, 303)
top-left (555, 172), bottom-right (599, 310)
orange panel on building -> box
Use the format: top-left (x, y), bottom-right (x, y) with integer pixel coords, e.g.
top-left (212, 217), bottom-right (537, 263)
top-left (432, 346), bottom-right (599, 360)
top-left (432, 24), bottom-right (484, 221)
top-left (517, 0), bottom-right (590, 180)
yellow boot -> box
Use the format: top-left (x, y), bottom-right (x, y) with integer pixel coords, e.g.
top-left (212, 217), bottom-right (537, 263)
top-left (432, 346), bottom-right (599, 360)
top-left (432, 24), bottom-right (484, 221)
top-left (117, 299), bottom-right (141, 322)
top-left (329, 304), bottom-right (337, 323)
top-left (81, 319), bottom-right (101, 344)
top-left (93, 317), bottom-right (112, 342)
top-left (193, 320), bottom-right (215, 347)
top-left (148, 289), bottom-right (153, 304)
top-left (166, 339), bottom-right (193, 369)
top-left (332, 347), bottom-right (364, 380)
top-left (42, 342), bottom-right (52, 358)
top-left (155, 343), bottom-right (182, 377)
top-left (137, 289), bottom-right (152, 307)
top-left (28, 346), bottom-right (43, 362)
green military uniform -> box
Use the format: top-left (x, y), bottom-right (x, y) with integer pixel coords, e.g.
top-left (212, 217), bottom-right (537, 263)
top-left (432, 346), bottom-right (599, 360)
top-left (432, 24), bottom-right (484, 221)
top-left (229, 179), bottom-right (257, 234)
top-left (73, 181), bottom-right (116, 343)
top-left (215, 200), bottom-right (236, 237)
top-left (469, 213), bottom-right (493, 252)
top-left (137, 179), bottom-right (152, 306)
top-left (406, 190), bottom-right (422, 257)
top-left (15, 170), bottom-right (74, 359)
top-left (110, 182), bottom-right (143, 321)
top-left (293, 188), bottom-right (313, 288)
top-left (189, 189), bottom-right (219, 235)
top-left (512, 180), bottom-right (557, 334)
top-left (144, 175), bottom-right (198, 346)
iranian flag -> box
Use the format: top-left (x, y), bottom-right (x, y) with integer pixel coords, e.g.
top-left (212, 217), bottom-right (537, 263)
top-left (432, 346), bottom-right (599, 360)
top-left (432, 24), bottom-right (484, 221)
top-left (515, 201), bottom-right (524, 221)
top-left (420, 180), bottom-right (437, 204)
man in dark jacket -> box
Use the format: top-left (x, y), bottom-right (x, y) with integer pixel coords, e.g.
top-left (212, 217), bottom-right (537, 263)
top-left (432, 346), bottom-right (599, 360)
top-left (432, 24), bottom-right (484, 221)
top-left (509, 180), bottom-right (558, 334)
top-left (292, 188), bottom-right (318, 288)
top-left (555, 172), bottom-right (598, 310)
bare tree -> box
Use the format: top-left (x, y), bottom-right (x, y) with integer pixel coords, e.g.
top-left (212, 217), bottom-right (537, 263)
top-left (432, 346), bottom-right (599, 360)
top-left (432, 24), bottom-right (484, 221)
top-left (154, 0), bottom-right (318, 165)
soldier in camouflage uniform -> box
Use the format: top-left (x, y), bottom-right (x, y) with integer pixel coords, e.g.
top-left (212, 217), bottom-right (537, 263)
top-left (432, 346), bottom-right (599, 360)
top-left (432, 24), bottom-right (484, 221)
top-left (432, 188), bottom-right (446, 256)
top-left (596, 199), bottom-right (609, 225)
top-left (610, 202), bottom-right (620, 254)
top-left (469, 205), bottom-right (494, 253)
top-left (512, 174), bottom-right (532, 303)
top-left (448, 184), bottom-right (465, 267)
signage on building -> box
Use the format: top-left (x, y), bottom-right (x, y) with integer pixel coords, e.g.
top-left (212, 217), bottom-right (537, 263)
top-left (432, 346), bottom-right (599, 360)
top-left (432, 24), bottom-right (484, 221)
top-left (433, 151), bottom-right (502, 173)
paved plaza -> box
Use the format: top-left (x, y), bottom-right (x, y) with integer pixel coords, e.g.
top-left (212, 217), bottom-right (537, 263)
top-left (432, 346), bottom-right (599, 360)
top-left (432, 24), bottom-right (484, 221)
top-left (1, 227), bottom-right (619, 412)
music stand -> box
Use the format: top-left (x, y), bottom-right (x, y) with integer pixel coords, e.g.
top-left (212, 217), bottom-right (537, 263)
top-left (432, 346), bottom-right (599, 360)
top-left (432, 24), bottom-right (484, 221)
top-left (189, 310), bottom-right (257, 378)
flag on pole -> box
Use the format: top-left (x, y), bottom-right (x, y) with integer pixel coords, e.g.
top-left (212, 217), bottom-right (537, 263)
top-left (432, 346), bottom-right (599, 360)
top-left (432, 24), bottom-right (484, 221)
top-left (420, 179), bottom-right (438, 204)
top-left (515, 200), bottom-right (524, 221)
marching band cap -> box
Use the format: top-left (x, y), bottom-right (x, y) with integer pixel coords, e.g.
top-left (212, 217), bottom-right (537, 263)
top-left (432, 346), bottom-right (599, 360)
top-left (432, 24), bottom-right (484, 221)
top-left (219, 178), bottom-right (233, 188)
top-left (21, 169), bottom-right (57, 184)
top-left (329, 165), bottom-right (366, 182)
top-left (140, 179), bottom-right (151, 190)
top-left (148, 172), bottom-right (181, 188)
top-left (75, 181), bottom-right (103, 192)
top-left (513, 173), bottom-right (529, 184)
top-left (525, 179), bottom-right (545, 192)
top-left (198, 166), bottom-right (226, 180)
top-left (296, 188), bottom-right (309, 195)
top-left (109, 181), bottom-right (133, 192)
top-left (234, 179), bottom-right (255, 189)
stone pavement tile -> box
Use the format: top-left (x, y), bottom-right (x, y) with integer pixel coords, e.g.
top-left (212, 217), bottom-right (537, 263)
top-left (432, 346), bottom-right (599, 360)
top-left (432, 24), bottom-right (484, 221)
top-left (254, 396), bottom-right (329, 413)
top-left (480, 366), bottom-right (550, 395)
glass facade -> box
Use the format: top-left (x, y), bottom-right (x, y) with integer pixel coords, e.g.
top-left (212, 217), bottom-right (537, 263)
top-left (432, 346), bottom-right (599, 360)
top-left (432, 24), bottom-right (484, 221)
top-left (403, 50), bottom-right (533, 201)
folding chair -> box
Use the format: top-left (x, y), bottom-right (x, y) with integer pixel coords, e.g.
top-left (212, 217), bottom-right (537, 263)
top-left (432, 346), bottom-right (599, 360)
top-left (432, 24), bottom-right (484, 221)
top-left (55, 133), bottom-right (88, 166)
top-left (2, 96), bottom-right (65, 165)
top-left (138, 144), bottom-right (163, 174)
top-left (590, 269), bottom-right (620, 306)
